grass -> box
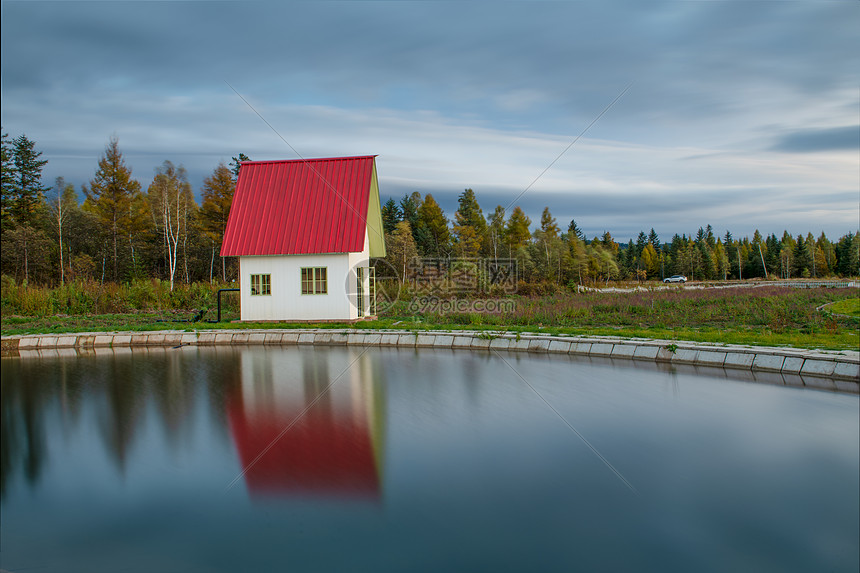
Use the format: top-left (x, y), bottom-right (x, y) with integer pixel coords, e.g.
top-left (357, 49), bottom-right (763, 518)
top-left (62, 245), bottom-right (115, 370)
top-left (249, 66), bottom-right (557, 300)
top-left (828, 297), bottom-right (860, 318)
top-left (2, 283), bottom-right (858, 351)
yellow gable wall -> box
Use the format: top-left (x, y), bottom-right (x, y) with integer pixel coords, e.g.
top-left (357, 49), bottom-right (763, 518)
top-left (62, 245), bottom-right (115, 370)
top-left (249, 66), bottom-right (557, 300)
top-left (367, 160), bottom-right (387, 258)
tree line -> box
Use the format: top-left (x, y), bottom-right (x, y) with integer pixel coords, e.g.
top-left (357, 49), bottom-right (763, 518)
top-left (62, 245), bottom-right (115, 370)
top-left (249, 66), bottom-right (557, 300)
top-left (380, 190), bottom-right (860, 287)
top-left (1, 129), bottom-right (858, 292)
top-left (1, 129), bottom-right (247, 289)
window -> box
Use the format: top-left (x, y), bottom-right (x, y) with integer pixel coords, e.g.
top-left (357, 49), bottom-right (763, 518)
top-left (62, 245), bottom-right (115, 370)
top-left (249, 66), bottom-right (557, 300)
top-left (251, 274), bottom-right (271, 296)
top-left (357, 267), bottom-right (364, 315)
top-left (301, 267), bottom-right (327, 295)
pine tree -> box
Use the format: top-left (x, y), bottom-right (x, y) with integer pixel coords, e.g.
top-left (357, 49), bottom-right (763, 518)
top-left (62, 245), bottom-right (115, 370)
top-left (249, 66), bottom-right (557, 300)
top-left (0, 128), bottom-right (15, 231)
top-left (539, 207), bottom-right (559, 239)
top-left (567, 219), bottom-right (585, 241)
top-left (84, 136), bottom-right (142, 281)
top-left (648, 228), bottom-right (660, 248)
top-left (381, 198), bottom-right (401, 235)
top-left (505, 207), bottom-right (531, 254)
top-left (229, 153), bottom-right (251, 180)
top-left (453, 189), bottom-right (487, 257)
top-left (10, 134), bottom-right (49, 227)
top-left (416, 194), bottom-right (450, 257)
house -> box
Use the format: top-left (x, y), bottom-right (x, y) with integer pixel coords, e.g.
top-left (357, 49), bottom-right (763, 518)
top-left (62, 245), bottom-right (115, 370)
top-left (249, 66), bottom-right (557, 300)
top-left (220, 155), bottom-right (386, 321)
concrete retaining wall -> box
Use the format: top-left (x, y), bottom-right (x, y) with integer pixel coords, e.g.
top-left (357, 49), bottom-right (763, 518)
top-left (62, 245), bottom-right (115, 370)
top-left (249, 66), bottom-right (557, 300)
top-left (2, 329), bottom-right (858, 390)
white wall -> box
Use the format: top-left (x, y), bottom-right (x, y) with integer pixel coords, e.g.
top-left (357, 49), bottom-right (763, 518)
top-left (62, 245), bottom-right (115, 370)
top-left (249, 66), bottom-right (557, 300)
top-left (239, 230), bottom-right (371, 321)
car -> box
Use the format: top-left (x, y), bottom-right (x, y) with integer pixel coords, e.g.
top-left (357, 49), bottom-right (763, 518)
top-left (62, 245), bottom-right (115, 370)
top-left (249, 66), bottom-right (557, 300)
top-left (664, 275), bottom-right (687, 283)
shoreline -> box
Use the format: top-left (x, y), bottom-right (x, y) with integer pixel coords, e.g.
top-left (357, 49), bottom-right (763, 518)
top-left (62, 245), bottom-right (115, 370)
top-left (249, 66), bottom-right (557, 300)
top-left (3, 328), bottom-right (857, 393)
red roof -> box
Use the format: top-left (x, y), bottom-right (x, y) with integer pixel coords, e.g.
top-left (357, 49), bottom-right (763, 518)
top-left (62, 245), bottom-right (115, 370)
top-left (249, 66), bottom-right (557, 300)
top-left (221, 156), bottom-right (377, 256)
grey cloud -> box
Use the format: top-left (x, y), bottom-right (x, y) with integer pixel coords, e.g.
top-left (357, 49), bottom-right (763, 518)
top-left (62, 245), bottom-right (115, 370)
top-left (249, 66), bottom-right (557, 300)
top-left (771, 126), bottom-right (859, 153)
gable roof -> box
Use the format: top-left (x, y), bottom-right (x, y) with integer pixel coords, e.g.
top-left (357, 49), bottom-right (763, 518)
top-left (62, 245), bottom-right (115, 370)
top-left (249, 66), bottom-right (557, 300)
top-left (221, 155), bottom-right (385, 257)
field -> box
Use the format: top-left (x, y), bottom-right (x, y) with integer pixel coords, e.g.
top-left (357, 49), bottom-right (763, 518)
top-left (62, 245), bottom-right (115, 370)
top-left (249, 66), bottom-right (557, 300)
top-left (2, 278), bottom-right (858, 350)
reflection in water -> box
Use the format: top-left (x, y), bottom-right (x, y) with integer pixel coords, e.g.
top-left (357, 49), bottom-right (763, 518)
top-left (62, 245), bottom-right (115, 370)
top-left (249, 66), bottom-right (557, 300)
top-left (1, 347), bottom-right (242, 497)
top-left (228, 348), bottom-right (386, 498)
top-left (1, 346), bottom-right (857, 573)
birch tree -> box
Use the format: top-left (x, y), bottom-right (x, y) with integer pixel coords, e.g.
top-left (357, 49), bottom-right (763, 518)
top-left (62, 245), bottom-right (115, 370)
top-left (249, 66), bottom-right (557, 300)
top-left (48, 176), bottom-right (77, 284)
top-left (147, 161), bottom-right (194, 291)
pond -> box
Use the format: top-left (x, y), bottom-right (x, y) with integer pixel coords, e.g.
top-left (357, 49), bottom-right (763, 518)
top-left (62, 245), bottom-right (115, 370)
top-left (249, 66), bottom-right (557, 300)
top-left (2, 346), bottom-right (858, 572)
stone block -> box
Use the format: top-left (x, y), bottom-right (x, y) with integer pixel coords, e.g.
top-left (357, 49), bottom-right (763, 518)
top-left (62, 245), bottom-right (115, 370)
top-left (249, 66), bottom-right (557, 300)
top-left (196, 332), bottom-right (217, 345)
top-left (528, 338), bottom-right (550, 353)
top-left (130, 334), bottom-right (149, 347)
top-left (655, 346), bottom-right (675, 362)
top-left (471, 337), bottom-right (492, 349)
top-left (508, 339), bottom-right (531, 352)
top-left (781, 356), bottom-right (805, 374)
top-left (752, 354), bottom-right (784, 372)
top-left (800, 359), bottom-right (836, 377)
top-left (314, 332), bottom-right (333, 345)
top-left (18, 337), bottom-right (39, 349)
top-left (329, 332), bottom-right (349, 345)
top-left (56, 335), bottom-right (78, 348)
top-left (75, 335), bottom-right (95, 348)
top-left (347, 333), bottom-right (367, 346)
top-left (696, 350), bottom-right (727, 367)
top-left (214, 333), bottom-right (234, 345)
top-left (397, 334), bottom-right (417, 347)
top-left (452, 336), bottom-right (473, 349)
top-left (570, 342), bottom-right (592, 356)
top-left (379, 333), bottom-right (401, 346)
top-left (247, 333), bottom-right (266, 344)
top-left (488, 337), bottom-right (511, 351)
top-left (589, 343), bottom-right (614, 357)
top-left (231, 332), bottom-right (250, 344)
top-left (611, 344), bottom-right (636, 359)
top-left (38, 336), bottom-right (59, 348)
top-left (263, 332), bottom-right (283, 344)
top-left (723, 352), bottom-right (754, 370)
top-left (433, 335), bottom-right (454, 348)
top-left (297, 332), bottom-right (315, 345)
top-left (547, 340), bottom-right (572, 354)
top-left (633, 345), bottom-right (659, 360)
top-left (279, 331), bottom-right (298, 344)
top-left (363, 333), bottom-right (383, 346)
top-left (671, 348), bottom-right (699, 365)
top-left (833, 361), bottom-right (860, 381)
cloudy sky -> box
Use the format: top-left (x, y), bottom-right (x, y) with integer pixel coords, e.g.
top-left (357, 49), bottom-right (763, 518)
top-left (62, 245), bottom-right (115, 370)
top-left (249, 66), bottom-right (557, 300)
top-left (1, 0), bottom-right (858, 241)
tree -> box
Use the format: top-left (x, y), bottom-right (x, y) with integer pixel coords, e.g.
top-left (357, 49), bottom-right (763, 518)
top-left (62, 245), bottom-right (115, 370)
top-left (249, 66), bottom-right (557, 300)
top-left (648, 228), bottom-right (660, 248)
top-left (385, 220), bottom-right (418, 281)
top-left (415, 194), bottom-right (450, 257)
top-left (487, 205), bottom-right (507, 261)
top-left (381, 198), bottom-right (401, 235)
top-left (47, 176), bottom-right (78, 284)
top-left (229, 153), bottom-right (251, 180)
top-left (200, 163), bottom-right (236, 281)
top-left (9, 134), bottom-right (49, 227)
top-left (453, 189), bottom-right (487, 257)
top-left (567, 219), bottom-right (585, 242)
top-left (539, 207), bottom-right (559, 239)
top-left (505, 207), bottom-right (531, 253)
top-left (0, 128), bottom-right (15, 232)
top-left (84, 137), bottom-right (142, 281)
top-left (147, 161), bottom-right (195, 291)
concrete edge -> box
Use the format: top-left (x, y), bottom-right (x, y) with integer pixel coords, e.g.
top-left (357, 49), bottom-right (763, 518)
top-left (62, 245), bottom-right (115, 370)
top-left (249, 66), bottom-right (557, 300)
top-left (2, 330), bottom-right (858, 388)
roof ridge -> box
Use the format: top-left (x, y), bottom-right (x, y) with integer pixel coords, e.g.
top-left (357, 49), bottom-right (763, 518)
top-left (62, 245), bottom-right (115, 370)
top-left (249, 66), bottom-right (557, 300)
top-left (241, 155), bottom-right (377, 165)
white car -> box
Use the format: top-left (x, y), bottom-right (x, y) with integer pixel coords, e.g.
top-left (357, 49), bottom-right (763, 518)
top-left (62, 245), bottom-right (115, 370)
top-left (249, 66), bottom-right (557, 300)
top-left (664, 275), bottom-right (687, 283)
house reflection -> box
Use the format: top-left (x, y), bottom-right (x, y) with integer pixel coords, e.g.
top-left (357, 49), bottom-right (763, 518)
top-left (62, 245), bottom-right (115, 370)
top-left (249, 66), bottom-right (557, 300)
top-left (227, 347), bottom-right (386, 499)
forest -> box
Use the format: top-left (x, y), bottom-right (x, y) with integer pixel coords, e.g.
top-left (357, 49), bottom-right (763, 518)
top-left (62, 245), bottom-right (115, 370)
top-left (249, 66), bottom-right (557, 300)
top-left (2, 130), bottom-right (859, 293)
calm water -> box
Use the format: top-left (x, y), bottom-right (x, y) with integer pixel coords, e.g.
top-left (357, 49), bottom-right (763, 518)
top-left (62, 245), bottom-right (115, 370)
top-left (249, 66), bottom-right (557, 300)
top-left (2, 346), bottom-right (858, 572)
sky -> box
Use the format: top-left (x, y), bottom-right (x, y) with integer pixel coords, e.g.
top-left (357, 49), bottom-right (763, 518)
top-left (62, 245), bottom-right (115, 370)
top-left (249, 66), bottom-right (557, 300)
top-left (1, 0), bottom-right (858, 242)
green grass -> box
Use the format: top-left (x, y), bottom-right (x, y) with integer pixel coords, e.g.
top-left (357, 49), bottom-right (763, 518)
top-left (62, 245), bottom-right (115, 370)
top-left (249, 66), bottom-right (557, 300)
top-left (828, 297), bottom-right (860, 317)
top-left (3, 284), bottom-right (858, 351)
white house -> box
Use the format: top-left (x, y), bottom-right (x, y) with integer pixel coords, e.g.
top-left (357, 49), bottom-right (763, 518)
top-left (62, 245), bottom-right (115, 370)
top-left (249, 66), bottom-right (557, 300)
top-left (220, 156), bottom-right (386, 321)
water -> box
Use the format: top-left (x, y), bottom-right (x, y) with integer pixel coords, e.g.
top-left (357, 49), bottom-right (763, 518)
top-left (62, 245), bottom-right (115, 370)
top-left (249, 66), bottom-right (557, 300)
top-left (2, 346), bottom-right (858, 572)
